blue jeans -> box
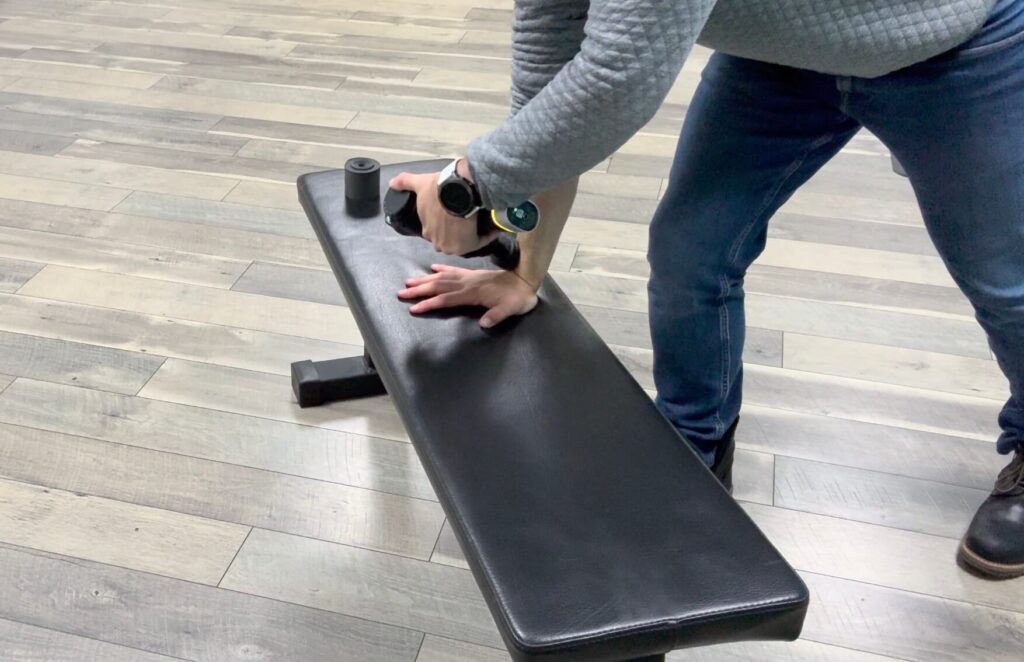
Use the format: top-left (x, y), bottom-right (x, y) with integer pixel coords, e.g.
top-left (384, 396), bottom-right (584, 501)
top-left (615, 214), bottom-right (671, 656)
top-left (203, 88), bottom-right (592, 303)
top-left (648, 0), bottom-right (1024, 464)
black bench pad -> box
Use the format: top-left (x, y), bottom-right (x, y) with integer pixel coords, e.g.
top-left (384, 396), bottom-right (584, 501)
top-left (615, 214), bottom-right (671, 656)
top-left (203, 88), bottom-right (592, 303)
top-left (298, 161), bottom-right (808, 661)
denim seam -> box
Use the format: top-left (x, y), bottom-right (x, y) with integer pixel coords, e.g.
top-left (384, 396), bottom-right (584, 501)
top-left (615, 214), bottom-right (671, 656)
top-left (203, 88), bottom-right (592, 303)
top-left (714, 126), bottom-right (847, 436)
top-left (952, 25), bottom-right (1024, 61)
top-left (716, 274), bottom-right (730, 439)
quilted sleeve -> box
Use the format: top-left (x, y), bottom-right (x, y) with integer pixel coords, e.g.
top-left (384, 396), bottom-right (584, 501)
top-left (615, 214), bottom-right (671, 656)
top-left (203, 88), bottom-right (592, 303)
top-left (508, 0), bottom-right (589, 115)
top-left (467, 0), bottom-right (717, 208)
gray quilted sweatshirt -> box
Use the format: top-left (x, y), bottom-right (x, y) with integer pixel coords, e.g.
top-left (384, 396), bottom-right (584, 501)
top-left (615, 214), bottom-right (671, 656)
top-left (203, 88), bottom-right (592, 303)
top-left (466, 0), bottom-right (996, 209)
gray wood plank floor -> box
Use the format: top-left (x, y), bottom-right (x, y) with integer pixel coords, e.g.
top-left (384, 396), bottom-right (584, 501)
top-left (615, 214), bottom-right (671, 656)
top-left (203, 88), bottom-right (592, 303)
top-left (0, 1), bottom-right (1019, 660)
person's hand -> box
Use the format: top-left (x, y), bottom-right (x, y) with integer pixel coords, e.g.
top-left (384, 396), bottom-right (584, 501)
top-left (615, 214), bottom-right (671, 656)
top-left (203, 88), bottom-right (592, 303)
top-left (398, 264), bottom-right (539, 328)
top-left (388, 169), bottom-right (493, 255)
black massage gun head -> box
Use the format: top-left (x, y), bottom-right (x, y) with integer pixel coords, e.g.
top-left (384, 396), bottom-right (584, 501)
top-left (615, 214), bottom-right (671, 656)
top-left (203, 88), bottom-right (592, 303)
top-left (344, 157), bottom-right (381, 218)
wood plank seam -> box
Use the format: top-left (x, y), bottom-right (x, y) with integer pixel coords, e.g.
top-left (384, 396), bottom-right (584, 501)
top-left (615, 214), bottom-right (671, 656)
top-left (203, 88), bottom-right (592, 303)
top-left (0, 414), bottom-right (436, 504)
top-left (217, 526), bottom-right (254, 588)
top-left (218, 177), bottom-right (243, 202)
top-left (0, 616), bottom-right (195, 662)
top-left (0, 537), bottom-right (429, 655)
top-left (133, 356), bottom-right (169, 397)
top-left (227, 260), bottom-right (255, 290)
top-left (11, 285), bottom-right (356, 348)
top-left (0, 464), bottom-right (439, 565)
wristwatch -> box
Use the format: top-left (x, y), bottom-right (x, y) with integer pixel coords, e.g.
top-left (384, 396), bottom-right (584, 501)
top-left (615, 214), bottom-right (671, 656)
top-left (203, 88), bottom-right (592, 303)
top-left (437, 159), bottom-right (482, 218)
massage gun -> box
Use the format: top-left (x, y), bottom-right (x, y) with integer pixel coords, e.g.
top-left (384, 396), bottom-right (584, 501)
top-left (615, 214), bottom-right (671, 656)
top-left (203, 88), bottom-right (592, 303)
top-left (344, 157), bottom-right (521, 271)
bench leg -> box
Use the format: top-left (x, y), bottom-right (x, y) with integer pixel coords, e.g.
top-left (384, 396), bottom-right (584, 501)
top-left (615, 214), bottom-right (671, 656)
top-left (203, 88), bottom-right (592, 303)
top-left (290, 350), bottom-right (386, 408)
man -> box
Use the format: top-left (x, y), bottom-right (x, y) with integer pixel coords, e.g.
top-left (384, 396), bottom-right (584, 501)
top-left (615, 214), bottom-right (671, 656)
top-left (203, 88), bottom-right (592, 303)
top-left (389, 0), bottom-right (1024, 578)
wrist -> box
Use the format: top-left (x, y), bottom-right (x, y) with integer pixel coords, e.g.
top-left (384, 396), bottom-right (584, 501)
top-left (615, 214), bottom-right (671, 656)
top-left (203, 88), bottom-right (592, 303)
top-left (513, 260), bottom-right (545, 291)
top-left (455, 157), bottom-right (474, 184)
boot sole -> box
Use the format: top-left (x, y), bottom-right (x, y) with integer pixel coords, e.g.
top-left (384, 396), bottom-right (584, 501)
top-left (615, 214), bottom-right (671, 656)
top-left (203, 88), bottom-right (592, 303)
top-left (958, 539), bottom-right (1024, 579)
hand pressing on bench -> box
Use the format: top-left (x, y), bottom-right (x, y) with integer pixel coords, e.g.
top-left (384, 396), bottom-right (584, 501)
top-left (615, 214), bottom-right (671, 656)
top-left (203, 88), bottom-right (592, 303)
top-left (398, 264), bottom-right (539, 328)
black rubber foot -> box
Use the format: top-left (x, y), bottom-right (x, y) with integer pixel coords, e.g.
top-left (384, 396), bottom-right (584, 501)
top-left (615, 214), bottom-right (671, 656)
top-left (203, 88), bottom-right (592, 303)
top-left (291, 353), bottom-right (386, 408)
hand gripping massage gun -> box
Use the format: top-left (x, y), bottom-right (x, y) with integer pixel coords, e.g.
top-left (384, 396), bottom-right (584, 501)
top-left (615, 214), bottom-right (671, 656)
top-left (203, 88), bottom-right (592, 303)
top-left (343, 157), bottom-right (538, 271)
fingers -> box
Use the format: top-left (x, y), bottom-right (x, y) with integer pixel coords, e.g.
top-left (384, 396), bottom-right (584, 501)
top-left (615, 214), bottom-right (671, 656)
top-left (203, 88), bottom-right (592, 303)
top-left (404, 265), bottom-right (470, 287)
top-left (397, 278), bottom-right (460, 300)
top-left (430, 263), bottom-right (469, 275)
top-left (409, 291), bottom-right (471, 314)
top-left (480, 301), bottom-right (515, 329)
top-left (480, 288), bottom-right (538, 328)
top-left (388, 172), bottom-right (417, 191)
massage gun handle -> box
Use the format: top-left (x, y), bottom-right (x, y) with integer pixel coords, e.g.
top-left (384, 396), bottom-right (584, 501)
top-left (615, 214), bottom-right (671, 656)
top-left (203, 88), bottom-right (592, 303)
top-left (383, 189), bottom-right (520, 271)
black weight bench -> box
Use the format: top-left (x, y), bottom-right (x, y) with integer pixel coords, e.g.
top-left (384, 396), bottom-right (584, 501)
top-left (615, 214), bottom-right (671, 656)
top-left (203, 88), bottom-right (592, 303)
top-left (293, 160), bottom-right (808, 661)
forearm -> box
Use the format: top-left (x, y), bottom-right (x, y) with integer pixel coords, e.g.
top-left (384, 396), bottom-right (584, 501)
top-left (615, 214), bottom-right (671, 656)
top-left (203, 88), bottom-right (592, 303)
top-left (469, 0), bottom-right (715, 209)
top-left (514, 177), bottom-right (579, 289)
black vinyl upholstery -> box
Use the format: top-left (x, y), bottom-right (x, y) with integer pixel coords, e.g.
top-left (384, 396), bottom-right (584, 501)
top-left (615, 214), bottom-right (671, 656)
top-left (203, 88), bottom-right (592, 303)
top-left (297, 161), bottom-right (809, 661)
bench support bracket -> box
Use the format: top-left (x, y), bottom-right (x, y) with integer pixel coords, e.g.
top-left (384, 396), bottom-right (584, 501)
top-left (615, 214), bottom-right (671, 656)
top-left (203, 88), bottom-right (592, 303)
top-left (290, 350), bottom-right (385, 408)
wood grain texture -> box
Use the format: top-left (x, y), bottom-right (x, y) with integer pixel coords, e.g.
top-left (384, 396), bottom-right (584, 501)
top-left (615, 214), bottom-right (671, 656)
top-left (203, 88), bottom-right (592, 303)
top-left (774, 456), bottom-right (989, 539)
top-left (554, 269), bottom-right (990, 359)
top-left (0, 225), bottom-right (249, 287)
top-left (732, 449), bottom-right (775, 506)
top-left (140, 358), bottom-right (410, 442)
top-left (0, 378), bottom-right (434, 501)
top-left (784, 334), bottom-right (1008, 401)
top-left (0, 127), bottom-right (74, 155)
top-left (0, 57), bottom-right (164, 89)
top-left (559, 242), bottom-right (971, 319)
top-left (745, 294), bottom-right (989, 359)
top-left (780, 190), bottom-right (924, 227)
top-left (0, 374), bottom-right (13, 394)
top-left (610, 339), bottom-right (782, 392)
top-left (0, 255), bottom-right (41, 292)
top-left (744, 503), bottom-right (1024, 614)
top-left (0, 618), bottom-right (182, 662)
top-left (222, 179), bottom-right (299, 211)
top-left (0, 477), bottom-right (248, 584)
top-left (0, 329), bottom-right (164, 394)
top-left (0, 89), bottom-right (222, 132)
top-left (0, 422), bottom-right (443, 559)
top-left (0, 172), bottom-right (130, 211)
top-left (769, 212), bottom-right (934, 254)
top-left (669, 639), bottom-right (895, 661)
top-left (87, 41), bottom-right (416, 82)
top-left (0, 17), bottom-right (297, 57)
top-left (114, 190), bottom-right (314, 239)
top-left (232, 261), bottom-right (347, 306)
top-left (234, 136), bottom-right (432, 169)
top-left (744, 263), bottom-right (974, 319)
top-left (0, 198), bottom-right (328, 267)
top-left (214, 117), bottom-right (462, 159)
top-left (744, 365), bottom-right (1002, 441)
top-left (0, 293), bottom-right (360, 377)
top-left (59, 136), bottom-right (311, 184)
top-left (0, 543), bottom-right (424, 662)
top-left (430, 521), bottom-right (467, 570)
top-left (801, 572), bottom-right (1024, 661)
top-left (417, 636), bottom-right (507, 662)
top-left (0, 146), bottom-right (240, 198)
top-left (740, 405), bottom-right (1008, 491)
top-left (18, 265), bottom-right (362, 344)
top-left (221, 528), bottom-right (503, 649)
top-left (153, 74), bottom-right (508, 125)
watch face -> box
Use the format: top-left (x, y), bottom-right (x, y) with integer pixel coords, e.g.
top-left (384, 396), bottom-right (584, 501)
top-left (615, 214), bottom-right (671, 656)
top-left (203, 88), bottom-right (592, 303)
top-left (440, 181), bottom-right (474, 216)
